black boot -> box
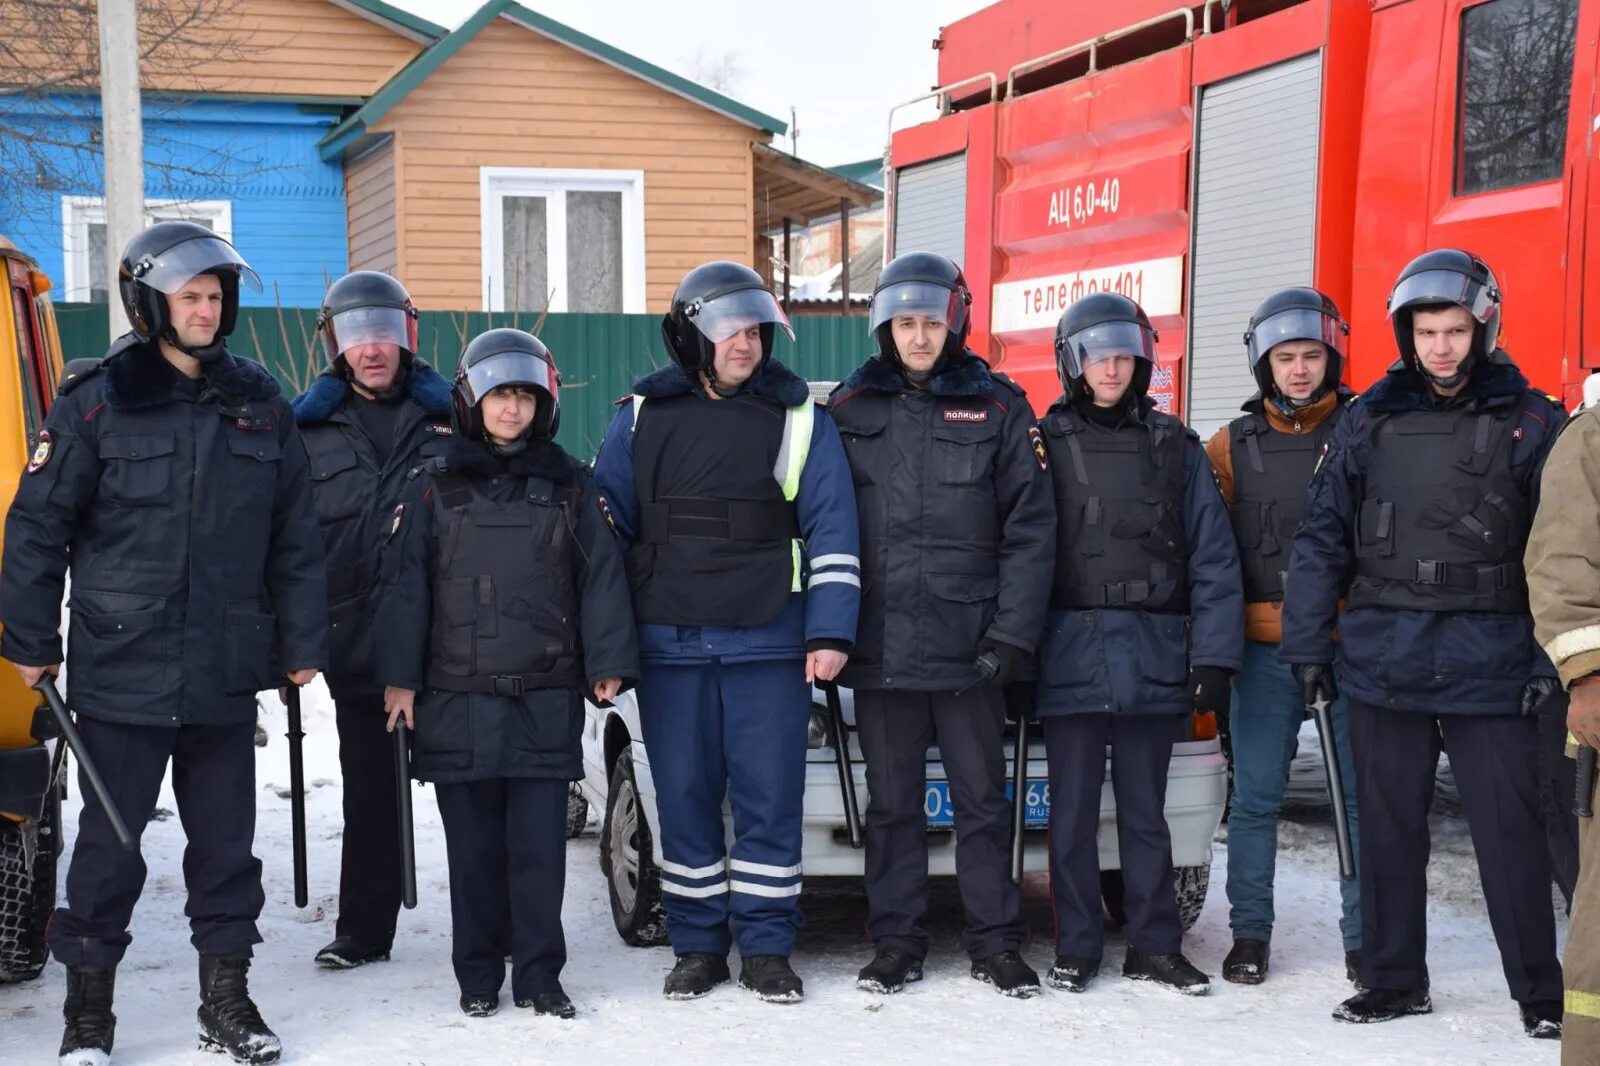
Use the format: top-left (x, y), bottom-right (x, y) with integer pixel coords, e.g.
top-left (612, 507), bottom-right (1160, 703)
top-left (459, 992), bottom-right (499, 1018)
top-left (663, 953), bottom-right (731, 1000)
top-left (196, 956), bottom-right (281, 1063)
top-left (313, 936), bottom-right (392, 970)
top-left (60, 965), bottom-right (117, 1066)
top-left (1332, 986), bottom-right (1432, 1023)
top-left (1046, 956), bottom-right (1100, 993)
top-left (738, 955), bottom-right (804, 1003)
top-left (856, 948), bottom-right (923, 994)
top-left (1123, 951), bottom-right (1211, 995)
top-left (1222, 938), bottom-right (1270, 985)
top-left (516, 989), bottom-right (576, 1019)
top-left (1519, 1000), bottom-right (1562, 1039)
top-left (971, 950), bottom-right (1041, 998)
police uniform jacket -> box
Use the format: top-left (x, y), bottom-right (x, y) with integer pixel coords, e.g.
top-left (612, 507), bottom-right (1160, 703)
top-left (0, 334), bottom-right (329, 725)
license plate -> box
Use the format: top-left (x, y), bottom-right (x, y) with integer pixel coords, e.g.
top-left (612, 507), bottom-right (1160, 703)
top-left (925, 779), bottom-right (1051, 829)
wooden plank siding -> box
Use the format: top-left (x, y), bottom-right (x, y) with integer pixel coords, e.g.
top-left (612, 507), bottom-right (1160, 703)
top-left (373, 17), bottom-right (765, 311)
top-left (345, 138), bottom-right (399, 276)
top-left (0, 0), bottom-right (422, 100)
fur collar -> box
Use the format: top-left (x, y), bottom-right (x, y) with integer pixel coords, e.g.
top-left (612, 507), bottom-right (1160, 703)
top-left (292, 362), bottom-right (453, 425)
top-left (438, 436), bottom-right (576, 483)
top-left (1362, 352), bottom-right (1527, 414)
top-left (631, 357), bottom-right (810, 406)
top-left (837, 351), bottom-right (995, 398)
top-left (102, 333), bottom-right (280, 410)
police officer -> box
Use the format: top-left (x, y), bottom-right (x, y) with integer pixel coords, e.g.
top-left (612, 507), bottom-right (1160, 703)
top-left (1035, 293), bottom-right (1241, 996)
top-left (1282, 249), bottom-right (1565, 1035)
top-left (375, 329), bottom-right (638, 1019)
top-left (1201, 288), bottom-right (1361, 985)
top-left (0, 221), bottom-right (328, 1064)
top-left (292, 271), bottom-right (454, 971)
top-left (829, 252), bottom-right (1055, 998)
top-left (592, 262), bottom-right (860, 1004)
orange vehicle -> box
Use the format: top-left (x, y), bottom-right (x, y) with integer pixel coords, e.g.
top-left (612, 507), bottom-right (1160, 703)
top-left (0, 235), bottom-right (66, 983)
top-left (887, 0), bottom-right (1591, 433)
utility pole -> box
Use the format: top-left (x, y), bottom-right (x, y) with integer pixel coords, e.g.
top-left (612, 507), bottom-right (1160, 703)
top-left (98, 0), bottom-right (145, 303)
top-left (790, 105), bottom-right (798, 157)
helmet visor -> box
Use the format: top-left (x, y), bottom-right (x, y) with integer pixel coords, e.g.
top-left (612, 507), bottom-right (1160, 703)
top-left (1246, 308), bottom-right (1348, 366)
top-left (1058, 320), bottom-right (1156, 379)
top-left (1388, 269), bottom-right (1496, 323)
top-left (128, 235), bottom-right (262, 294)
top-left (685, 287), bottom-right (795, 344)
top-left (457, 351), bottom-right (558, 408)
top-left (326, 306), bottom-right (413, 357)
top-left (868, 280), bottom-right (968, 334)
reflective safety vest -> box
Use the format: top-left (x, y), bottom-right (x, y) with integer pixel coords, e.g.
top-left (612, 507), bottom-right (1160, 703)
top-left (627, 392), bottom-right (813, 627)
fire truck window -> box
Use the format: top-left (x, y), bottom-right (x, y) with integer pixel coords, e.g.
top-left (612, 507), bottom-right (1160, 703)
top-left (1456, 0), bottom-right (1578, 195)
top-left (11, 286), bottom-right (44, 442)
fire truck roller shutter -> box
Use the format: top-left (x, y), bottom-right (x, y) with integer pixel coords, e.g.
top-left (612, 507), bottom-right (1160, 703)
top-left (891, 153), bottom-right (968, 267)
top-left (1186, 51), bottom-right (1324, 439)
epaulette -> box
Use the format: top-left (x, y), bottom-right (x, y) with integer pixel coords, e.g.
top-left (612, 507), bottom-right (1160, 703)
top-left (58, 357), bottom-right (106, 396)
top-left (406, 456), bottom-right (448, 481)
top-left (991, 371), bottom-right (1027, 396)
top-left (613, 392), bottom-right (633, 408)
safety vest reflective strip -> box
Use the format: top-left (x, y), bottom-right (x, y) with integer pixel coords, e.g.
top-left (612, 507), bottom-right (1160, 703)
top-left (631, 394), bottom-right (813, 592)
top-left (1567, 988), bottom-right (1600, 1020)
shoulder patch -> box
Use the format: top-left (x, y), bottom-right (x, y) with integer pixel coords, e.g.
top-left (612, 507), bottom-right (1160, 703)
top-left (25, 431), bottom-right (52, 474)
top-left (597, 494), bottom-right (616, 530)
top-left (387, 503), bottom-right (404, 542)
top-left (1027, 425), bottom-right (1048, 471)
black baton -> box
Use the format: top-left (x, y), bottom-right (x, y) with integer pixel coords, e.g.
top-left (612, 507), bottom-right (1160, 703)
top-left (286, 687), bottom-right (308, 908)
top-left (394, 719), bottom-right (417, 909)
top-left (1010, 715), bottom-right (1030, 887)
top-left (1576, 744), bottom-right (1596, 820)
top-left (34, 676), bottom-right (135, 851)
top-left (1310, 697), bottom-right (1357, 881)
top-left (824, 683), bottom-right (863, 849)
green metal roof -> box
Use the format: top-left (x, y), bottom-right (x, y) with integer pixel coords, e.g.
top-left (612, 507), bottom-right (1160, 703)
top-left (829, 158), bottom-right (886, 189)
top-left (319, 0), bottom-right (785, 161)
top-left (336, 0), bottom-right (447, 41)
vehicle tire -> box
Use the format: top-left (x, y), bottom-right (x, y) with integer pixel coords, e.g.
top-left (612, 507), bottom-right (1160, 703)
top-left (0, 770), bottom-right (62, 984)
top-left (1101, 864), bottom-right (1210, 933)
top-left (565, 783), bottom-right (590, 839)
top-left (598, 748), bottom-right (667, 947)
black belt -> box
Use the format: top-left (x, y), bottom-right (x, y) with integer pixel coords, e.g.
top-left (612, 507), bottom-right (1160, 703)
top-left (1356, 558), bottom-right (1521, 592)
top-left (639, 497), bottom-right (799, 544)
top-left (1051, 580), bottom-right (1186, 610)
top-left (426, 670), bottom-right (546, 697)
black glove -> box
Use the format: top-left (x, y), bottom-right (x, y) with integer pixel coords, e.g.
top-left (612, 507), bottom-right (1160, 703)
top-left (1187, 665), bottom-right (1232, 723)
top-left (1519, 676), bottom-right (1560, 718)
top-left (1292, 662), bottom-right (1339, 709)
top-left (976, 640), bottom-right (1031, 686)
top-left (1002, 681), bottom-right (1037, 723)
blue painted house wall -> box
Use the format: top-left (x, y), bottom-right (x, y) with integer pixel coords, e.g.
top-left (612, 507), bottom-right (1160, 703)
top-left (0, 95), bottom-right (348, 309)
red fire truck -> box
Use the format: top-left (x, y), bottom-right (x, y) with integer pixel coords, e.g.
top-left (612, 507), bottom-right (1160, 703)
top-left (887, 0), bottom-right (1590, 433)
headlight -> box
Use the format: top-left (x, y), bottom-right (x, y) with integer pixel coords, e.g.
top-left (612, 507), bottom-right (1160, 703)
top-left (806, 707), bottom-right (830, 749)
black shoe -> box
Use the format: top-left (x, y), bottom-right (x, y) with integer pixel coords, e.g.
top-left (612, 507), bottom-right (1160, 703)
top-left (516, 990), bottom-right (576, 1019)
top-left (856, 948), bottom-right (924, 994)
top-left (60, 965), bottom-right (117, 1066)
top-left (313, 936), bottom-right (392, 970)
top-left (663, 953), bottom-right (731, 1000)
top-left (971, 950), bottom-right (1041, 999)
top-left (459, 992), bottom-right (499, 1018)
top-left (196, 956), bottom-right (281, 1063)
top-left (1046, 956), bottom-right (1100, 993)
top-left (1345, 950), bottom-right (1364, 989)
top-left (1123, 951), bottom-right (1211, 996)
top-left (1332, 986), bottom-right (1432, 1023)
top-left (1519, 1000), bottom-right (1562, 1040)
top-left (739, 955), bottom-right (804, 1003)
top-left (1222, 939), bottom-right (1270, 985)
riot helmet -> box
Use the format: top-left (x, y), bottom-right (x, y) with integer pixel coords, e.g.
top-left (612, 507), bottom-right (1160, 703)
top-left (1053, 291), bottom-right (1158, 401)
top-left (869, 252), bottom-right (971, 371)
top-left (661, 261), bottom-right (793, 386)
top-left (1387, 248), bottom-right (1502, 387)
top-left (316, 271), bottom-right (419, 374)
top-left (452, 328), bottom-right (561, 443)
top-left (1243, 287), bottom-right (1347, 407)
top-left (118, 220), bottom-right (261, 360)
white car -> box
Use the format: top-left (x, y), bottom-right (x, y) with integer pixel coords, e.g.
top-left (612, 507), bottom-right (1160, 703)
top-left (574, 686), bottom-right (1227, 946)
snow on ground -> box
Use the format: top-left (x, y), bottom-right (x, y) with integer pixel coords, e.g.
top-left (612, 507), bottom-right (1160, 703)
top-left (0, 682), bottom-right (1570, 1065)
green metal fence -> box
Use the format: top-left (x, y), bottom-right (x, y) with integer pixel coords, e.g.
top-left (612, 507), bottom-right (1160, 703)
top-left (51, 303), bottom-right (876, 458)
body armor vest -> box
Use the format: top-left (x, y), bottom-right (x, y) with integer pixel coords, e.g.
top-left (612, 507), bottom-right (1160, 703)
top-left (1349, 406), bottom-right (1528, 613)
top-left (1228, 410), bottom-right (1341, 602)
top-left (1042, 407), bottom-right (1189, 612)
top-left (424, 470), bottom-right (580, 695)
top-left (628, 392), bottom-right (806, 628)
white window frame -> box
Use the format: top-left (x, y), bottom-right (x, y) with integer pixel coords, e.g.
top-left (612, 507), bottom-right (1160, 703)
top-left (60, 196), bottom-right (234, 302)
top-left (479, 167), bottom-right (645, 313)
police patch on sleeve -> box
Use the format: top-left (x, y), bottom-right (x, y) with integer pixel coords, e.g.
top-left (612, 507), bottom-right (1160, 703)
top-left (597, 495), bottom-right (616, 530)
top-left (1027, 425), bottom-right (1048, 471)
top-left (387, 503), bottom-right (404, 542)
top-left (26, 431), bottom-right (52, 474)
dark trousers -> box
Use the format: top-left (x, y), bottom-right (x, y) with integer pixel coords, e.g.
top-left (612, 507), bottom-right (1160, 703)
top-left (332, 693), bottom-right (402, 948)
top-left (49, 717), bottom-right (264, 967)
top-left (1538, 690), bottom-right (1580, 908)
top-left (434, 776), bottom-right (567, 999)
top-left (855, 685), bottom-right (1022, 961)
top-left (1348, 700), bottom-right (1563, 1002)
top-left (1044, 712), bottom-right (1183, 959)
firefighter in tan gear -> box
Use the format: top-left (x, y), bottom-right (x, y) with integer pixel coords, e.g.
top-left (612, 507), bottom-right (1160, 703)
top-left (1527, 403), bottom-right (1600, 1064)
